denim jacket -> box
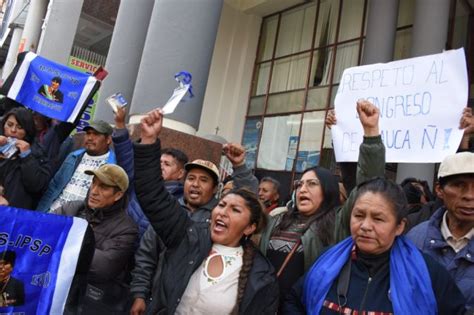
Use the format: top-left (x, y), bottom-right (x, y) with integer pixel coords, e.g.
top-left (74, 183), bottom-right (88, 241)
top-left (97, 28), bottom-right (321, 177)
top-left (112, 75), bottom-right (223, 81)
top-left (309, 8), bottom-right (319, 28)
top-left (407, 207), bottom-right (474, 310)
top-left (36, 148), bottom-right (116, 212)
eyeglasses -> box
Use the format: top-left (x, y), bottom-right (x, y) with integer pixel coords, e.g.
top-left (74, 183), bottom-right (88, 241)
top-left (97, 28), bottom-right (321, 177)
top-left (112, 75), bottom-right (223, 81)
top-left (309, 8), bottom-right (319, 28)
top-left (294, 178), bottom-right (320, 190)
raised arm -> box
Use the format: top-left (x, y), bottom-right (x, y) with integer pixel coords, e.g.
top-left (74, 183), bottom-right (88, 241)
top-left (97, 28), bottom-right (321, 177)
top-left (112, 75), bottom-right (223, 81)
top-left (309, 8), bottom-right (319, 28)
top-left (334, 100), bottom-right (386, 241)
top-left (223, 143), bottom-right (258, 193)
top-left (112, 106), bottom-right (134, 185)
top-left (134, 109), bottom-right (191, 249)
top-left (355, 100), bottom-right (385, 184)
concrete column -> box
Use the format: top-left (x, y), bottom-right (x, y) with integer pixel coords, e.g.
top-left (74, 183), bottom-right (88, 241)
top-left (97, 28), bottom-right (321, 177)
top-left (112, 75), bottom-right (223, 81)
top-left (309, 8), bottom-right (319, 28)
top-left (1, 0), bottom-right (27, 80)
top-left (130, 0), bottom-right (224, 134)
top-left (362, 0), bottom-right (399, 64)
top-left (94, 0), bottom-right (154, 122)
top-left (2, 24), bottom-right (23, 80)
top-left (37, 0), bottom-right (84, 65)
top-left (332, 0), bottom-right (400, 192)
top-left (396, 0), bottom-right (451, 186)
top-left (19, 0), bottom-right (48, 53)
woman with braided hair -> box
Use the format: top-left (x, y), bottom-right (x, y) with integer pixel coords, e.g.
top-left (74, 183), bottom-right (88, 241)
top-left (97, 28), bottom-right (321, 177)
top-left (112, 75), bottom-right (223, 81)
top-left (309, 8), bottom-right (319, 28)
top-left (133, 109), bottom-right (278, 314)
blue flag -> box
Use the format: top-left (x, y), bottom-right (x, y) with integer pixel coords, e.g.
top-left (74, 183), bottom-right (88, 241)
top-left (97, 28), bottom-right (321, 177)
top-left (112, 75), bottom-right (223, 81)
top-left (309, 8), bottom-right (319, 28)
top-left (6, 52), bottom-right (99, 122)
top-left (0, 206), bottom-right (87, 314)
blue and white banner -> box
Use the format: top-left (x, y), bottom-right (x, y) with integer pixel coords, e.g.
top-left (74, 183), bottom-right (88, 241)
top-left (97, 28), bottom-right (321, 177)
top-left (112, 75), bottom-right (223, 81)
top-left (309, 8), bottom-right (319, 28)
top-left (0, 206), bottom-right (87, 314)
top-left (7, 52), bottom-right (99, 123)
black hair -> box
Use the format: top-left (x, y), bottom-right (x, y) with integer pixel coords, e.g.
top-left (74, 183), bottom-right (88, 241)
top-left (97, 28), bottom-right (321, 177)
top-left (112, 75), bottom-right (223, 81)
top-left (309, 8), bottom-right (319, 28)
top-left (1, 107), bottom-right (36, 144)
top-left (260, 176), bottom-right (280, 194)
top-left (161, 148), bottom-right (189, 168)
top-left (186, 165), bottom-right (219, 188)
top-left (222, 188), bottom-right (266, 313)
top-left (0, 250), bottom-right (16, 267)
top-left (52, 76), bottom-right (62, 84)
top-left (224, 187), bottom-right (267, 234)
top-left (277, 166), bottom-right (340, 246)
top-left (400, 177), bottom-right (434, 203)
top-left (355, 177), bottom-right (408, 223)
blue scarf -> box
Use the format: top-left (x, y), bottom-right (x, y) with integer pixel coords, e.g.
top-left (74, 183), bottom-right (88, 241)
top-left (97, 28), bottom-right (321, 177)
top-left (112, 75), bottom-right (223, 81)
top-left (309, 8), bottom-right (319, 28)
top-left (303, 236), bottom-right (437, 315)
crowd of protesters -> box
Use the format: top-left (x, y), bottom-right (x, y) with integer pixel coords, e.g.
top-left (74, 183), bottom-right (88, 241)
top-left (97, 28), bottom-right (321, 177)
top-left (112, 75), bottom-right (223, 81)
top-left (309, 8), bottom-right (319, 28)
top-left (0, 90), bottom-right (472, 314)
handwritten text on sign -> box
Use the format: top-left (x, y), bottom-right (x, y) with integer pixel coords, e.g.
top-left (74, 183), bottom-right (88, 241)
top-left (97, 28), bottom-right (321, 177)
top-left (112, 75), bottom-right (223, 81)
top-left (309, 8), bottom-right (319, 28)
top-left (331, 48), bottom-right (468, 163)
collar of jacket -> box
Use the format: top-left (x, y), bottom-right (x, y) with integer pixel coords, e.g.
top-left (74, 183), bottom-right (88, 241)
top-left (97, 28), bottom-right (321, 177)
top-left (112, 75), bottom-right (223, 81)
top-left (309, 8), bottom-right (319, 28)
top-left (179, 196), bottom-right (218, 213)
top-left (71, 148), bottom-right (117, 163)
top-left (165, 181), bottom-right (184, 196)
top-left (426, 207), bottom-right (474, 259)
top-left (84, 196), bottom-right (126, 225)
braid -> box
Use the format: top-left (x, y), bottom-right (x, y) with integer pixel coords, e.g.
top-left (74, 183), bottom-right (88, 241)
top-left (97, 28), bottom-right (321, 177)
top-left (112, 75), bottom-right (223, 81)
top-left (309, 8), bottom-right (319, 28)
top-left (232, 240), bottom-right (256, 314)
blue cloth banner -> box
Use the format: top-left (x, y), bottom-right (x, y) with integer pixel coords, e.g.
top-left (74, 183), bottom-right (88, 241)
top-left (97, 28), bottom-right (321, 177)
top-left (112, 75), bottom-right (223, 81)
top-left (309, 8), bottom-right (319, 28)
top-left (303, 236), bottom-right (437, 315)
top-left (7, 52), bottom-right (99, 123)
top-left (0, 206), bottom-right (87, 314)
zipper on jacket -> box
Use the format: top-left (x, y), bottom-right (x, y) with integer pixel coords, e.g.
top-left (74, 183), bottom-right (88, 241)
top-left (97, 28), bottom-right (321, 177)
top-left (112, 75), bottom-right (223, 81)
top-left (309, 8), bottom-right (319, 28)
top-left (358, 276), bottom-right (372, 312)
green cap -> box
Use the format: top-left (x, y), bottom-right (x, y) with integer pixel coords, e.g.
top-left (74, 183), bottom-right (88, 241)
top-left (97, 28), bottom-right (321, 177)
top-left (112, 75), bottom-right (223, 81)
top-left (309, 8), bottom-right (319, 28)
top-left (83, 120), bottom-right (113, 135)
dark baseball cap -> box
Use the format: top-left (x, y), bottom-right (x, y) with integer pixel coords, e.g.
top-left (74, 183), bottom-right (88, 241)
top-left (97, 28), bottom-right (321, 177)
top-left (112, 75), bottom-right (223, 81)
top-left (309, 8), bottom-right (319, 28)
top-left (83, 120), bottom-right (113, 135)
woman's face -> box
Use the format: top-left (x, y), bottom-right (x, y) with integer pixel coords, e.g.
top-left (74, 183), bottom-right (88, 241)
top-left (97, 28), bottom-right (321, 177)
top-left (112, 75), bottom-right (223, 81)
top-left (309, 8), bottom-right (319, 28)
top-left (4, 115), bottom-right (26, 140)
top-left (350, 192), bottom-right (405, 255)
top-left (295, 170), bottom-right (324, 216)
top-left (210, 193), bottom-right (256, 247)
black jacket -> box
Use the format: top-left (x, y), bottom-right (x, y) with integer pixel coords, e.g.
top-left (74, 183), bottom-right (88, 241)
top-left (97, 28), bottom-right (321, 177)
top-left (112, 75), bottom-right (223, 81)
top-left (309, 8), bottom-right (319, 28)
top-left (134, 140), bottom-right (279, 315)
top-left (0, 141), bottom-right (50, 209)
top-left (1, 276), bottom-right (25, 306)
top-left (55, 199), bottom-right (138, 283)
top-left (284, 251), bottom-right (466, 315)
top-left (129, 197), bottom-right (217, 314)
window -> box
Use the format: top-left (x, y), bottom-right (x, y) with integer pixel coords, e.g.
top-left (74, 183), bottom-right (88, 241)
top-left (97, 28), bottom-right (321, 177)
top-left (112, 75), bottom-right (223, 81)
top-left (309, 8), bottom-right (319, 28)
top-left (243, 0), bottom-right (425, 182)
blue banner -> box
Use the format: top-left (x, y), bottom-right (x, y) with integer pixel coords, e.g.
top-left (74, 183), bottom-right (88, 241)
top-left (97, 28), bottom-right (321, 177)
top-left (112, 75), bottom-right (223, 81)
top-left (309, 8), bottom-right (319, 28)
top-left (7, 52), bottom-right (99, 123)
top-left (0, 206), bottom-right (87, 314)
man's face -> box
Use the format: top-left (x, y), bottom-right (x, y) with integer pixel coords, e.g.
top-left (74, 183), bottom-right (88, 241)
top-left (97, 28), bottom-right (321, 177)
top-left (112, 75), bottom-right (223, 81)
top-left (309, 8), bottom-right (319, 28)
top-left (258, 181), bottom-right (279, 206)
top-left (84, 129), bottom-right (111, 156)
top-left (436, 174), bottom-right (474, 227)
top-left (87, 177), bottom-right (124, 209)
top-left (160, 154), bottom-right (184, 181)
top-left (0, 260), bottom-right (13, 281)
top-left (51, 80), bottom-right (60, 91)
top-left (184, 168), bottom-right (216, 210)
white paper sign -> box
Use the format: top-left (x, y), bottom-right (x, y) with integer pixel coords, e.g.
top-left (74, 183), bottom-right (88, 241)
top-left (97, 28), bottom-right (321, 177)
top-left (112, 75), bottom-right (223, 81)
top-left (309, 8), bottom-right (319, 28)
top-left (161, 84), bottom-right (190, 114)
top-left (332, 48), bottom-right (468, 163)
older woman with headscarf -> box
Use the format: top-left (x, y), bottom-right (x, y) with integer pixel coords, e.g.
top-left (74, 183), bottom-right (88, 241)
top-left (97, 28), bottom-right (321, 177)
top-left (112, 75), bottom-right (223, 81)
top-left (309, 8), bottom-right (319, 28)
top-left (0, 107), bottom-right (50, 209)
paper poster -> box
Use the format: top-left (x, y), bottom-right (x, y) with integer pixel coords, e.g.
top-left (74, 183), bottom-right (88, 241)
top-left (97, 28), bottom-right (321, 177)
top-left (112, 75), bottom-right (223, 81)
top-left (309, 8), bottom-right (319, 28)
top-left (332, 48), bottom-right (468, 163)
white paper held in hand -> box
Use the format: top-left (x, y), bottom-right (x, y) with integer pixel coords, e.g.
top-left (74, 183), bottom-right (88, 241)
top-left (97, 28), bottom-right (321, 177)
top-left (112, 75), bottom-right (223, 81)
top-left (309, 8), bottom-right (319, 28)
top-left (162, 84), bottom-right (190, 115)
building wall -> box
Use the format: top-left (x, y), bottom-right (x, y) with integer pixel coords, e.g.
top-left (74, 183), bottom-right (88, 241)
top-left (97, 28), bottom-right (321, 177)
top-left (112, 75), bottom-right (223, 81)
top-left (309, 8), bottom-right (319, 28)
top-left (197, 2), bottom-right (261, 143)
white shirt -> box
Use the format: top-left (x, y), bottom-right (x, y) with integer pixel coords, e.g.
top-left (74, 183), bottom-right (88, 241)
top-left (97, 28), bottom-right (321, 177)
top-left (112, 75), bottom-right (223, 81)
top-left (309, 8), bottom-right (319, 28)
top-left (49, 152), bottom-right (109, 212)
top-left (176, 244), bottom-right (243, 315)
top-left (441, 211), bottom-right (474, 253)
